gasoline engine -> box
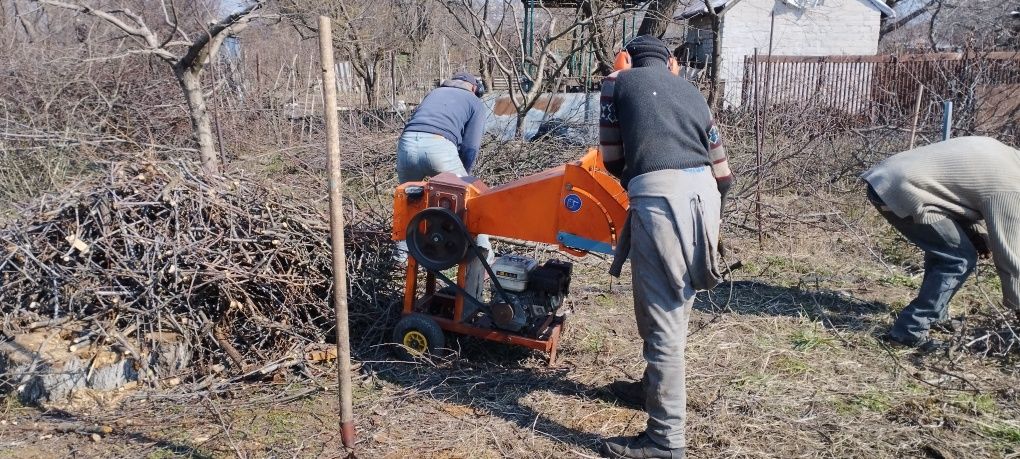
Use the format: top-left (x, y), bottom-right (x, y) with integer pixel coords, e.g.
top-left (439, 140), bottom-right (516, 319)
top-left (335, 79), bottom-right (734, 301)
top-left (485, 256), bottom-right (572, 333)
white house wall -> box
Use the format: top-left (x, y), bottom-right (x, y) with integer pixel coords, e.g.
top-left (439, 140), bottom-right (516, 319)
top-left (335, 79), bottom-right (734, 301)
top-left (718, 0), bottom-right (882, 107)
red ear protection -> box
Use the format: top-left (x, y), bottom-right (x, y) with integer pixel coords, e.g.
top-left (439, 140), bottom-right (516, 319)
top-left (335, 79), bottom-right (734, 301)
top-left (613, 50), bottom-right (632, 71)
top-left (614, 50), bottom-right (680, 76)
top-left (668, 56), bottom-right (680, 76)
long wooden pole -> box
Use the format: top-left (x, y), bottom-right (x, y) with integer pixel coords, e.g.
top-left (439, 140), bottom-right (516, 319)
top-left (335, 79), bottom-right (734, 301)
top-left (753, 47), bottom-right (763, 248)
top-left (908, 84), bottom-right (924, 149)
top-left (318, 15), bottom-right (355, 450)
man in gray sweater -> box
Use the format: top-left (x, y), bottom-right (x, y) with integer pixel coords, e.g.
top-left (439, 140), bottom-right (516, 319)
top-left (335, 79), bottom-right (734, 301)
top-left (862, 136), bottom-right (1020, 350)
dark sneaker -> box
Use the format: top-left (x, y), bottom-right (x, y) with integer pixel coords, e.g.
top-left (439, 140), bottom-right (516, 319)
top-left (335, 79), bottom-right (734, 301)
top-left (915, 337), bottom-right (947, 353)
top-left (600, 432), bottom-right (685, 459)
top-left (932, 317), bottom-right (964, 334)
top-left (881, 332), bottom-right (945, 353)
top-left (607, 379), bottom-right (645, 410)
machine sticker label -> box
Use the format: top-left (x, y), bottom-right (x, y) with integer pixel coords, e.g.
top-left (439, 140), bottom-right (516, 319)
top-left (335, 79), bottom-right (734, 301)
top-left (564, 194), bottom-right (582, 213)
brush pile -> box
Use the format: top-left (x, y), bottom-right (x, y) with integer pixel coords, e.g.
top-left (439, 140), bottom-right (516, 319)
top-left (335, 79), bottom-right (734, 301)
top-left (0, 162), bottom-right (400, 385)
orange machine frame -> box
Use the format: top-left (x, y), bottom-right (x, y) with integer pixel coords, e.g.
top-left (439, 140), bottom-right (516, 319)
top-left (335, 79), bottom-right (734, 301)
top-left (392, 149), bottom-right (629, 361)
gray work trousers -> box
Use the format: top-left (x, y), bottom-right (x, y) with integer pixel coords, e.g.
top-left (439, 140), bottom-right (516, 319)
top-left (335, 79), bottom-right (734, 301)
top-left (625, 168), bottom-right (722, 449)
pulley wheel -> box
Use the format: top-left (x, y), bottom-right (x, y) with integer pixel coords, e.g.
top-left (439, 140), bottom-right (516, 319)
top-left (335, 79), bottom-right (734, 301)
top-left (405, 207), bottom-right (470, 271)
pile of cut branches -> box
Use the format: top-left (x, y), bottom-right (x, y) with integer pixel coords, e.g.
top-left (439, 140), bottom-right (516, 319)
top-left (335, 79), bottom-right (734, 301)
top-left (0, 161), bottom-right (400, 384)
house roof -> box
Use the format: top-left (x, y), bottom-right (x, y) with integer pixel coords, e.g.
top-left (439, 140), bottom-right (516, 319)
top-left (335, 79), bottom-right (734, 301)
top-left (676, 0), bottom-right (896, 20)
top-left (676, 0), bottom-right (731, 20)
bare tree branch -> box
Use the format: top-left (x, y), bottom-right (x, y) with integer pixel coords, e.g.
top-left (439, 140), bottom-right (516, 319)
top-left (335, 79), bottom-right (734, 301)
top-left (177, 2), bottom-right (263, 71)
top-left (880, 0), bottom-right (938, 36)
top-left (34, 0), bottom-right (267, 174)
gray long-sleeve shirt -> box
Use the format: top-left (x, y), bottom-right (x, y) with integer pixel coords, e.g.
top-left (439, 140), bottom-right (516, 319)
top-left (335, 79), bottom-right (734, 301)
top-left (861, 136), bottom-right (1020, 311)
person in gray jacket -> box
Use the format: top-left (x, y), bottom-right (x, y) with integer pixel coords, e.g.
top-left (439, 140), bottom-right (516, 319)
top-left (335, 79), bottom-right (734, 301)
top-left (395, 71), bottom-right (492, 303)
top-left (397, 71), bottom-right (486, 182)
top-left (862, 136), bottom-right (1020, 350)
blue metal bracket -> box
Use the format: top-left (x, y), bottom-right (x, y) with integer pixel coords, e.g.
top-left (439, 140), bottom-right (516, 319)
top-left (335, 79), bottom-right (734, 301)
top-left (556, 232), bottom-right (614, 255)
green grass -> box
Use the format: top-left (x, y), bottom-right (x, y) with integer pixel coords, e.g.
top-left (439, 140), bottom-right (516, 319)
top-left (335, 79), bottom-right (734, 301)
top-left (953, 393), bottom-right (998, 416)
top-left (145, 450), bottom-right (177, 459)
top-left (772, 355), bottom-right (811, 376)
top-left (579, 329), bottom-right (607, 354)
top-left (976, 271), bottom-right (1003, 290)
top-left (790, 328), bottom-right (836, 352)
top-left (261, 152), bottom-right (300, 175)
top-left (352, 382), bottom-right (381, 404)
top-left (731, 373), bottom-right (773, 390)
top-left (834, 392), bottom-right (892, 414)
top-left (904, 382), bottom-right (927, 396)
top-left (261, 409), bottom-right (297, 436)
top-left (853, 392), bottom-right (892, 413)
top-left (739, 259), bottom-right (759, 274)
top-left (878, 273), bottom-right (921, 289)
top-left (1, 392), bottom-right (23, 414)
top-left (144, 447), bottom-right (213, 459)
top-left (762, 256), bottom-right (815, 277)
top-left (593, 294), bottom-right (615, 309)
top-left (983, 422), bottom-right (1020, 445)
top-left (877, 230), bottom-right (921, 268)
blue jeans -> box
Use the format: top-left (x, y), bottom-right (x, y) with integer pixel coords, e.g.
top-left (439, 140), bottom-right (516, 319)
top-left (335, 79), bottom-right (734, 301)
top-left (868, 186), bottom-right (977, 341)
top-left (396, 131), bottom-right (467, 183)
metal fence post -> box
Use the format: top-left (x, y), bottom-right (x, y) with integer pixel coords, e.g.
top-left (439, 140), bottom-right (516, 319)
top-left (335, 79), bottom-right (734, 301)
top-left (942, 100), bottom-right (953, 141)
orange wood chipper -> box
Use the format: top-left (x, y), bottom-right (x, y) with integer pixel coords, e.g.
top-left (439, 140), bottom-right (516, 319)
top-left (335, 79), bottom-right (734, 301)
top-left (390, 148), bottom-right (629, 362)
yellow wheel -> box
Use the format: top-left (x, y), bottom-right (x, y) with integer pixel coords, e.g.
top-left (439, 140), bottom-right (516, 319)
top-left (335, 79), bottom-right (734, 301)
top-left (402, 330), bottom-right (429, 356)
top-left (392, 313), bottom-right (445, 360)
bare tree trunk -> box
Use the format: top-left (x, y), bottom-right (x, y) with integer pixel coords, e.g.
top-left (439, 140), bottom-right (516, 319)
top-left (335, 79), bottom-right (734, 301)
top-left (581, 0), bottom-right (616, 76)
top-left (478, 54), bottom-right (492, 90)
top-left (176, 69), bottom-right (219, 174)
top-left (928, 0), bottom-right (944, 52)
top-left (11, 0), bottom-right (38, 42)
top-left (881, 0), bottom-right (938, 37)
top-left (637, 0), bottom-right (681, 38)
top-left (361, 66), bottom-right (379, 108)
top-left (1, 1), bottom-right (9, 34)
top-left (34, 0), bottom-right (261, 176)
top-left (707, 13), bottom-right (722, 108)
top-left (478, 0), bottom-right (492, 89)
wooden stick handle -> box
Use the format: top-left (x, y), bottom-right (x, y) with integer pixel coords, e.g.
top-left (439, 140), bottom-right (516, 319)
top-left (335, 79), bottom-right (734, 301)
top-left (909, 84), bottom-right (924, 149)
top-left (318, 15), bottom-right (356, 450)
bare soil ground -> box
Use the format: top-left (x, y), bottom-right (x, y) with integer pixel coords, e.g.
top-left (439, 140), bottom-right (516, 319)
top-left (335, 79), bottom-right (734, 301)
top-left (3, 226), bottom-right (1018, 459)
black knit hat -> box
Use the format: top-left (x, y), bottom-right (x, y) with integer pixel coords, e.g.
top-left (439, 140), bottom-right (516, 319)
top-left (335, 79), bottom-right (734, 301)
top-left (625, 35), bottom-right (670, 63)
